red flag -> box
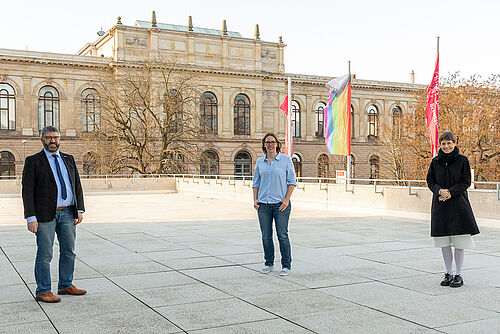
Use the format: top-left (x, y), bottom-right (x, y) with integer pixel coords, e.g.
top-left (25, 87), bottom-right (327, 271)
top-left (280, 95), bottom-right (289, 115)
top-left (425, 54), bottom-right (439, 156)
top-left (279, 95), bottom-right (293, 156)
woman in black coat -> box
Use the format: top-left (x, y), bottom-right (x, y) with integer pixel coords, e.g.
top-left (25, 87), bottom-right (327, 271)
top-left (427, 131), bottom-right (479, 288)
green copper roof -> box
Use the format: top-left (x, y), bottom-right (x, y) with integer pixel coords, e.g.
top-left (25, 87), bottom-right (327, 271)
top-left (135, 20), bottom-right (243, 38)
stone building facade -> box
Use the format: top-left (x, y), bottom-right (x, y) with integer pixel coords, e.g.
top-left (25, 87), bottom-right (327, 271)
top-left (0, 14), bottom-right (421, 179)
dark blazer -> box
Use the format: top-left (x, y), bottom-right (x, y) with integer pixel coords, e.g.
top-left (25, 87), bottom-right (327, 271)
top-left (22, 150), bottom-right (85, 223)
top-left (426, 147), bottom-right (479, 237)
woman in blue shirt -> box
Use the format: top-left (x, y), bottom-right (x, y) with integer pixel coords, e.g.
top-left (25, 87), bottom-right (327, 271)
top-left (252, 133), bottom-right (296, 276)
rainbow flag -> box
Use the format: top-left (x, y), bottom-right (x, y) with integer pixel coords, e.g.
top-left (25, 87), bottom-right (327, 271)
top-left (324, 73), bottom-right (351, 156)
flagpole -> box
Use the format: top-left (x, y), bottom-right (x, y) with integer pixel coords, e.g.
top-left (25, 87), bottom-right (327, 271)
top-left (435, 36), bottom-right (440, 157)
top-left (287, 77), bottom-right (292, 156)
top-left (346, 61), bottom-right (351, 184)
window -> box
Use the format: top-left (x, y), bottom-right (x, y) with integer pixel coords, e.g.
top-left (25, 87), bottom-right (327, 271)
top-left (315, 102), bottom-right (325, 138)
top-left (83, 152), bottom-right (98, 175)
top-left (0, 151), bottom-right (15, 178)
top-left (351, 104), bottom-right (355, 139)
top-left (234, 150), bottom-right (252, 177)
top-left (164, 152), bottom-right (185, 174)
top-left (200, 92), bottom-right (217, 134)
top-left (292, 153), bottom-right (302, 178)
top-left (166, 90), bottom-right (182, 132)
top-left (369, 155), bottom-right (380, 179)
top-left (317, 154), bottom-right (329, 178)
top-left (392, 106), bottom-right (402, 138)
top-left (292, 100), bottom-right (301, 137)
top-left (200, 150), bottom-right (219, 175)
top-left (0, 83), bottom-right (15, 130)
top-left (367, 105), bottom-right (379, 138)
top-left (234, 94), bottom-right (250, 135)
top-left (38, 86), bottom-right (59, 130)
top-left (81, 89), bottom-right (100, 132)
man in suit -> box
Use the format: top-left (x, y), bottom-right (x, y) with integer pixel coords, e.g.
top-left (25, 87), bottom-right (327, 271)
top-left (22, 126), bottom-right (87, 303)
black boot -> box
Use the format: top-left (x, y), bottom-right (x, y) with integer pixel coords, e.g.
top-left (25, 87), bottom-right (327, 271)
top-left (450, 275), bottom-right (464, 287)
top-left (440, 273), bottom-right (453, 286)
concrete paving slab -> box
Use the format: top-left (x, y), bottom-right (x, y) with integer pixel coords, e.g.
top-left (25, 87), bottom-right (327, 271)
top-left (89, 260), bottom-right (171, 277)
top-left (155, 297), bottom-right (276, 332)
top-left (0, 321), bottom-right (57, 334)
top-left (181, 265), bottom-right (259, 282)
top-left (0, 301), bottom-right (47, 326)
top-left (208, 274), bottom-right (305, 297)
top-left (190, 318), bottom-right (313, 333)
top-left (436, 316), bottom-right (500, 334)
top-left (0, 284), bottom-right (34, 304)
top-left (157, 256), bottom-right (232, 270)
top-left (129, 282), bottom-right (232, 307)
top-left (108, 270), bottom-right (197, 290)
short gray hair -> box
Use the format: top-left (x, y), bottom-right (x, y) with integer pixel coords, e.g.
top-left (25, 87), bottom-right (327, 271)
top-left (41, 126), bottom-right (60, 138)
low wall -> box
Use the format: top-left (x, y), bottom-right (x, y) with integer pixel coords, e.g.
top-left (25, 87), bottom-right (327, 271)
top-left (0, 177), bottom-right (177, 194)
top-left (176, 178), bottom-right (499, 220)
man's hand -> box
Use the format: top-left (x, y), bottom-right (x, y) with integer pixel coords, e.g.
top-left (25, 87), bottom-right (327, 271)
top-left (279, 198), bottom-right (290, 212)
top-left (74, 212), bottom-right (84, 226)
top-left (253, 199), bottom-right (260, 210)
top-left (27, 221), bottom-right (38, 233)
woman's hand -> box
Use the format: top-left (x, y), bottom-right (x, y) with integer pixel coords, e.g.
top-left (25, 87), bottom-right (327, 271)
top-left (279, 198), bottom-right (289, 211)
top-left (253, 199), bottom-right (260, 210)
top-left (438, 189), bottom-right (451, 201)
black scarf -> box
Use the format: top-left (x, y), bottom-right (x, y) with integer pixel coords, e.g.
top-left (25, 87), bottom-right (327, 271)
top-left (437, 146), bottom-right (459, 165)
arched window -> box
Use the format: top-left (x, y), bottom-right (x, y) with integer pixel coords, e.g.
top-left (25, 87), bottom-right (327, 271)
top-left (0, 83), bottom-right (15, 130)
top-left (164, 151), bottom-right (185, 174)
top-left (317, 154), bottom-right (329, 178)
top-left (38, 86), bottom-right (59, 130)
top-left (234, 150), bottom-right (252, 177)
top-left (392, 106), bottom-right (402, 138)
top-left (369, 155), bottom-right (380, 179)
top-left (234, 94), bottom-right (250, 135)
top-left (292, 100), bottom-right (301, 138)
top-left (367, 105), bottom-right (379, 139)
top-left (0, 151), bottom-right (15, 178)
top-left (292, 153), bottom-right (302, 178)
top-left (315, 102), bottom-right (325, 138)
top-left (200, 92), bottom-right (217, 134)
top-left (351, 104), bottom-right (355, 139)
top-left (81, 89), bottom-right (100, 132)
top-left (83, 152), bottom-right (98, 175)
top-left (200, 150), bottom-right (219, 175)
top-left (166, 90), bottom-right (183, 132)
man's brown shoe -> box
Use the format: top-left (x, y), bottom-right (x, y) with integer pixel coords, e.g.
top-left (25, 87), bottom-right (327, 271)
top-left (58, 286), bottom-right (87, 295)
top-left (36, 292), bottom-right (61, 303)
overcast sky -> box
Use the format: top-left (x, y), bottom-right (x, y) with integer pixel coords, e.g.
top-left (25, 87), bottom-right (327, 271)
top-left (1, 0), bottom-right (498, 84)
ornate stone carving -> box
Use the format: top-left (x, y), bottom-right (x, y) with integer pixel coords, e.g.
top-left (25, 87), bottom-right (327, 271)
top-left (261, 50), bottom-right (277, 60)
top-left (262, 90), bottom-right (278, 107)
top-left (126, 37), bottom-right (147, 48)
top-left (0, 74), bottom-right (6, 81)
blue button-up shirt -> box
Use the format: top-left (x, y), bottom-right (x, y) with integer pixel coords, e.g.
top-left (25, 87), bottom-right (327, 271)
top-left (26, 149), bottom-right (75, 223)
top-left (252, 153), bottom-right (297, 204)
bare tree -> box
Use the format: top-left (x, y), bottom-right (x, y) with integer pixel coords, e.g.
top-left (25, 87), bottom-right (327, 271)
top-left (85, 58), bottom-right (203, 175)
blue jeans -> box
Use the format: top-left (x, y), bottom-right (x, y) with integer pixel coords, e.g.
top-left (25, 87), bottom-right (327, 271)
top-left (35, 208), bottom-right (76, 295)
top-left (257, 202), bottom-right (292, 269)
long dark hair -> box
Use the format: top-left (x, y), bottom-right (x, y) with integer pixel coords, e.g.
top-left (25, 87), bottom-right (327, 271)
top-left (261, 132), bottom-right (282, 154)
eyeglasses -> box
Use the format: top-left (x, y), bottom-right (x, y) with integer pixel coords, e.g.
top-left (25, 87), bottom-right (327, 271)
top-left (44, 136), bottom-right (61, 141)
top-left (264, 141), bottom-right (277, 145)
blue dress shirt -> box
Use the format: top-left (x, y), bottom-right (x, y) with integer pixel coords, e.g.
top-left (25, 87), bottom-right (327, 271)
top-left (252, 153), bottom-right (297, 204)
top-left (26, 149), bottom-right (75, 223)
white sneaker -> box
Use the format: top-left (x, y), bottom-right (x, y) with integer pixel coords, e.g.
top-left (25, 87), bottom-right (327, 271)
top-left (279, 268), bottom-right (291, 276)
top-left (261, 265), bottom-right (273, 274)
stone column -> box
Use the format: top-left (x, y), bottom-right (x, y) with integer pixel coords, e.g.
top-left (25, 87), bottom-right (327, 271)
top-left (278, 91), bottom-right (286, 137)
top-left (21, 77), bottom-right (33, 136)
top-left (305, 94), bottom-right (313, 140)
top-left (65, 79), bottom-right (76, 137)
top-left (255, 88), bottom-right (263, 138)
top-left (221, 87), bottom-right (232, 138)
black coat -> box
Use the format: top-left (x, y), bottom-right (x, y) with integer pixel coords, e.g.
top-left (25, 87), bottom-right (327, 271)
top-left (22, 150), bottom-right (85, 223)
top-left (426, 147), bottom-right (479, 237)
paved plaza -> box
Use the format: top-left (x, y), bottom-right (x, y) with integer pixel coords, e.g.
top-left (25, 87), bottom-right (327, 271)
top-left (0, 192), bottom-right (499, 333)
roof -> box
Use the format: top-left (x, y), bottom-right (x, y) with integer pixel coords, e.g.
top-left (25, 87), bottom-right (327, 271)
top-left (135, 20), bottom-right (243, 38)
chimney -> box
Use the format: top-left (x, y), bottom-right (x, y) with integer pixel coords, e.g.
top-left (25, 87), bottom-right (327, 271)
top-left (151, 11), bottom-right (157, 28)
top-left (188, 16), bottom-right (193, 31)
top-left (254, 24), bottom-right (260, 40)
top-left (222, 20), bottom-right (228, 36)
top-left (410, 69), bottom-right (415, 84)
